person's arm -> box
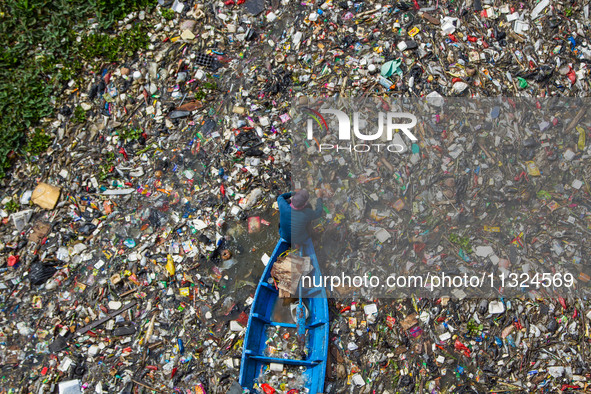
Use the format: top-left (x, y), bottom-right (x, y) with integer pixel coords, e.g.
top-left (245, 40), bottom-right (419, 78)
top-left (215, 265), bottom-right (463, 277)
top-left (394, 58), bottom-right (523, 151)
top-left (277, 192), bottom-right (293, 209)
top-left (308, 198), bottom-right (324, 219)
top-left (278, 192), bottom-right (293, 201)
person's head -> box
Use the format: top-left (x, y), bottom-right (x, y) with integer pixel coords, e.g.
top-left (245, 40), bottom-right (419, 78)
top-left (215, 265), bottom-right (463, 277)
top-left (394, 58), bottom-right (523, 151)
top-left (291, 189), bottom-right (309, 210)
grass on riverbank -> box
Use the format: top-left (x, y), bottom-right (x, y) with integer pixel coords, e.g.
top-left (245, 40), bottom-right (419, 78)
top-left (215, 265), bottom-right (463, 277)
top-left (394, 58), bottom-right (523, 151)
top-left (0, 0), bottom-right (157, 177)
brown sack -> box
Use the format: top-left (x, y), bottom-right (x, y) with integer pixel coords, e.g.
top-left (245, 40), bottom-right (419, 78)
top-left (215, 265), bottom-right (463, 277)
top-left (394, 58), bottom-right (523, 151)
top-left (271, 253), bottom-right (312, 297)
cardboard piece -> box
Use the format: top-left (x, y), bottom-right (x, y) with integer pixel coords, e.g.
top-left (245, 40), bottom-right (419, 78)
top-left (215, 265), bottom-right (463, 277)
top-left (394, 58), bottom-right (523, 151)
top-left (29, 221), bottom-right (52, 243)
top-left (271, 253), bottom-right (312, 297)
top-left (31, 183), bottom-right (61, 210)
top-left (400, 313), bottom-right (418, 330)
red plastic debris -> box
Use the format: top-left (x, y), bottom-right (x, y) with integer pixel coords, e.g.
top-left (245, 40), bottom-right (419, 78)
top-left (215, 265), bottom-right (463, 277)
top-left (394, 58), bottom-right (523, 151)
top-left (567, 67), bottom-right (577, 84)
top-left (7, 255), bottom-right (19, 267)
top-left (454, 339), bottom-right (471, 357)
top-left (118, 147), bottom-right (128, 161)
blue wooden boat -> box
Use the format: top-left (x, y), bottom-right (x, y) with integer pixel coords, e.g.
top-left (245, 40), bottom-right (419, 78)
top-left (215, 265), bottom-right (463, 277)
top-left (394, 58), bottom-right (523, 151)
top-left (239, 238), bottom-right (329, 393)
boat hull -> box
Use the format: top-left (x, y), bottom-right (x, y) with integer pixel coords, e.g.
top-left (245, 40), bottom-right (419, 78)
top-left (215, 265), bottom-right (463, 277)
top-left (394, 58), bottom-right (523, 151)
top-left (239, 238), bottom-right (329, 393)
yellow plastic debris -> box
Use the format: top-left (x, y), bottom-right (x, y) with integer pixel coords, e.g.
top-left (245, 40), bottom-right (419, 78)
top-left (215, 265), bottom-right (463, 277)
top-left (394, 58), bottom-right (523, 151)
top-left (166, 254), bottom-right (176, 276)
top-left (577, 126), bottom-right (586, 151)
top-left (525, 161), bottom-right (541, 176)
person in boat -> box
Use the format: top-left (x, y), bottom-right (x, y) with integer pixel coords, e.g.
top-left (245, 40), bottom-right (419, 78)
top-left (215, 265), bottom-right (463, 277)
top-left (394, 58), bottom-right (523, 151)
top-left (277, 189), bottom-right (324, 245)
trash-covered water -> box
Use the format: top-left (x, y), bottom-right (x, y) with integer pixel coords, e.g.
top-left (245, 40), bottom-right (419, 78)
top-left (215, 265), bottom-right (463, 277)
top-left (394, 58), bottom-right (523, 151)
top-left (223, 213), bottom-right (279, 292)
top-left (1, 0), bottom-right (591, 392)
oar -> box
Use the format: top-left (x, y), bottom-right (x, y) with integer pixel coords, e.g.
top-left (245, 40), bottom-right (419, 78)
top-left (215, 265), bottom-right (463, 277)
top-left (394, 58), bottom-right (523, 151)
top-left (296, 244), bottom-right (307, 348)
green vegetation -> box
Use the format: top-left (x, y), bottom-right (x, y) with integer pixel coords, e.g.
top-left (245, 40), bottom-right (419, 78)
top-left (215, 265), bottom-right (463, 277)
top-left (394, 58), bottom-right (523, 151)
top-left (202, 80), bottom-right (218, 91)
top-left (78, 23), bottom-right (151, 62)
top-left (73, 105), bottom-right (87, 124)
top-left (195, 89), bottom-right (206, 101)
top-left (195, 77), bottom-right (219, 100)
top-left (98, 151), bottom-right (116, 181)
top-left (3, 199), bottom-right (19, 213)
top-left (448, 233), bottom-right (473, 254)
top-left (467, 319), bottom-right (483, 337)
top-left (161, 8), bottom-right (175, 20)
top-left (25, 128), bottom-right (53, 154)
top-left (118, 127), bottom-right (143, 142)
top-left (0, 0), bottom-right (157, 178)
top-left (136, 144), bottom-right (154, 155)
